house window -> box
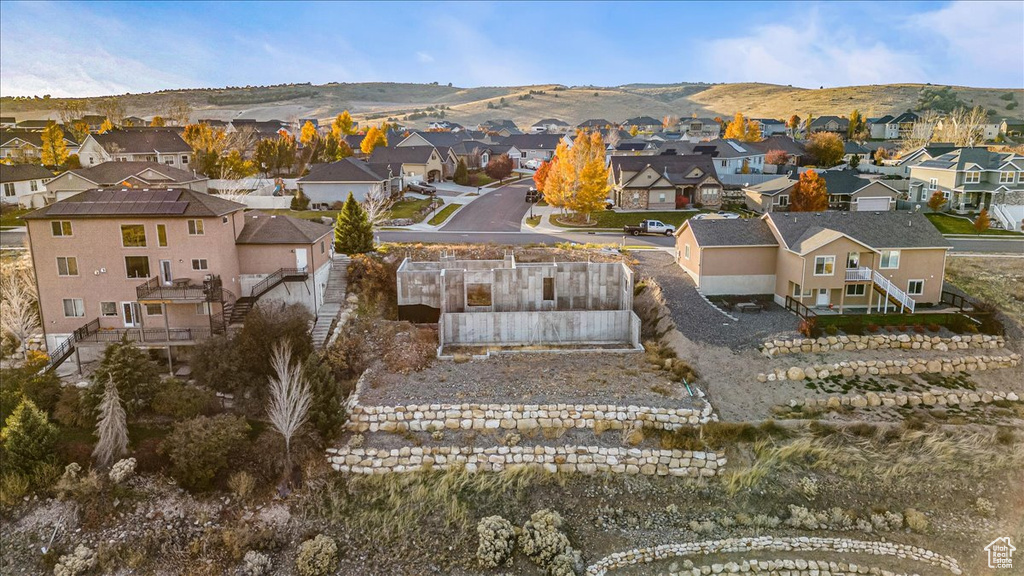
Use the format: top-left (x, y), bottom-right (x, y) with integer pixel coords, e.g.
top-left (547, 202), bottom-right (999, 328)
top-left (222, 216), bottom-right (228, 224)
top-left (684, 244), bottom-right (691, 260)
top-left (320, 240), bottom-right (325, 254)
top-left (62, 298), bottom-right (85, 318)
top-left (543, 277), bottom-right (554, 301)
top-left (120, 224), bottom-right (147, 247)
top-left (907, 280), bottom-right (924, 296)
top-left (793, 283), bottom-right (802, 297)
top-left (466, 283), bottom-right (492, 307)
top-left (181, 155), bottom-right (189, 165)
top-left (658, 193), bottom-right (666, 202)
top-left (2, 183), bottom-right (13, 197)
top-left (145, 303), bottom-right (164, 316)
top-left (1000, 171), bottom-right (1016, 183)
top-left (29, 180), bottom-right (38, 192)
top-left (125, 256), bottom-right (150, 278)
top-left (100, 301), bottom-right (118, 317)
top-left (845, 284), bottom-right (866, 297)
top-left (56, 256), bottom-right (78, 276)
top-left (928, 178), bottom-right (937, 190)
top-left (846, 252), bottom-right (860, 269)
top-left (964, 171), bottom-right (980, 184)
top-left (778, 195), bottom-right (789, 207)
top-left (880, 250), bottom-right (900, 269)
top-left (51, 221), bottom-right (72, 236)
top-left (813, 256), bottom-right (835, 276)
top-left (157, 224), bottom-right (168, 247)
top-left (187, 219), bottom-right (204, 235)
top-left (164, 158), bottom-right (174, 165)
top-left (720, 160), bottom-right (727, 168)
top-left (196, 302), bottom-right (211, 315)
top-left (191, 258), bottom-right (208, 271)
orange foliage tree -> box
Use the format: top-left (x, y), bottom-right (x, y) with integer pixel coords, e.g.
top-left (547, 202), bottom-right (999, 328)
top-left (790, 170), bottom-right (828, 212)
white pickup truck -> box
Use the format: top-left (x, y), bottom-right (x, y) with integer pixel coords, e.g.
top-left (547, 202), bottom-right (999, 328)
top-left (623, 220), bottom-right (676, 236)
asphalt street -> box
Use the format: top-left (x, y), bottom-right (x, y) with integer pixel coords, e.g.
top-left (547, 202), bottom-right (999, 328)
top-left (440, 179), bottom-right (534, 232)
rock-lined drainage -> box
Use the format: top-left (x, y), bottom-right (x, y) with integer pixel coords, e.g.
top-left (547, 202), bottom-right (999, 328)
top-left (762, 334), bottom-right (1004, 356)
top-left (656, 557), bottom-right (923, 576)
top-left (758, 353), bottom-right (1020, 382)
top-left (585, 536), bottom-right (961, 575)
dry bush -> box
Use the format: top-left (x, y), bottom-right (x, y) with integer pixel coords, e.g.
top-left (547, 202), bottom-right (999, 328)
top-left (347, 254), bottom-right (399, 319)
top-left (228, 471), bottom-right (256, 502)
top-left (904, 508), bottom-right (929, 533)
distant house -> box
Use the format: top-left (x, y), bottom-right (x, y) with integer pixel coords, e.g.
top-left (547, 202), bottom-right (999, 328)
top-left (743, 169), bottom-right (898, 213)
top-left (0, 164), bottom-right (53, 207)
top-left (124, 116), bottom-right (147, 127)
top-left (676, 211), bottom-right (950, 312)
top-left (368, 145), bottom-right (446, 182)
top-left (230, 119), bottom-right (291, 138)
top-left (45, 161), bottom-right (209, 202)
top-left (298, 157), bottom-right (392, 207)
top-left (396, 132), bottom-right (466, 176)
top-left (608, 155), bottom-right (723, 210)
top-left (678, 139), bottom-right (766, 177)
top-left (753, 135), bottom-right (807, 166)
top-left (807, 116), bottom-right (849, 136)
top-left (78, 128), bottom-right (193, 168)
top-left (450, 140), bottom-right (521, 169)
top-left (576, 119), bottom-right (614, 131)
top-left (1000, 118), bottom-right (1024, 138)
top-left (866, 115), bottom-right (893, 140)
top-left (528, 118), bottom-right (570, 134)
top-left (753, 118), bottom-right (787, 137)
top-left (887, 143), bottom-right (958, 177)
top-left (609, 139), bottom-right (660, 156)
top-left (908, 147), bottom-right (1024, 212)
top-left (622, 116), bottom-right (662, 133)
top-left (677, 118), bottom-right (722, 142)
top-left (80, 115), bottom-right (107, 130)
top-left (500, 134), bottom-right (563, 163)
top-left (15, 119), bottom-right (54, 130)
top-left (426, 120), bottom-right (463, 132)
top-left (478, 120), bottom-right (520, 136)
top-left (843, 141), bottom-right (871, 164)
top-left (0, 128), bottom-right (80, 161)
top-left (0, 117), bottom-right (16, 128)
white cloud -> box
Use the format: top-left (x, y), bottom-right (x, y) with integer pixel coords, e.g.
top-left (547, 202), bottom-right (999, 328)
top-left (416, 52), bottom-right (435, 64)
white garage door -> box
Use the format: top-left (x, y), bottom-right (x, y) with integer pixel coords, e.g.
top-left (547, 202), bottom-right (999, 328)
top-left (856, 197), bottom-right (890, 211)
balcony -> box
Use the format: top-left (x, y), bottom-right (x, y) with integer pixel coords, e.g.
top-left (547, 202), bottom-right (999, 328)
top-left (72, 318), bottom-right (212, 344)
top-left (137, 275), bottom-right (223, 302)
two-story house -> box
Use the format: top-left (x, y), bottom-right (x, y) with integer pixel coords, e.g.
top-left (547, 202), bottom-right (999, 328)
top-left (500, 134), bottom-right (564, 164)
top-left (78, 128), bottom-right (193, 168)
top-left (675, 211), bottom-right (950, 314)
top-left (622, 116), bottom-right (663, 133)
top-left (1, 164), bottom-right (54, 207)
top-left (1, 128), bottom-right (80, 161)
top-left (753, 118), bottom-right (787, 138)
top-left (677, 118), bottom-right (722, 142)
top-left (908, 148), bottom-right (1024, 212)
top-left (44, 161), bottom-right (209, 202)
top-left (608, 155), bottom-right (723, 210)
top-left (807, 116), bottom-right (850, 137)
top-left (367, 145), bottom-right (446, 183)
top-left (677, 139), bottom-right (766, 176)
top-left (25, 188), bottom-right (333, 359)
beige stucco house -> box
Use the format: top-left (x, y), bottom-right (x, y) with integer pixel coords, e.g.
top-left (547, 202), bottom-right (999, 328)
top-left (77, 128), bottom-right (193, 168)
top-left (44, 161), bottom-right (209, 202)
top-left (743, 170), bottom-right (899, 213)
top-left (367, 145), bottom-right (446, 182)
top-left (609, 155), bottom-right (724, 210)
top-left (25, 188), bottom-right (332, 358)
top-left (675, 211), bottom-right (950, 313)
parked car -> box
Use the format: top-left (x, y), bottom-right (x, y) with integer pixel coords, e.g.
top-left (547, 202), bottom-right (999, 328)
top-left (524, 159), bottom-right (541, 170)
top-left (407, 181), bottom-right (436, 194)
top-left (623, 220), bottom-right (676, 236)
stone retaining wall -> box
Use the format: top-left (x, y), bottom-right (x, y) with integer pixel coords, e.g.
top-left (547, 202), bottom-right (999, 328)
top-left (757, 353), bottom-right (1020, 382)
top-left (659, 558), bottom-right (919, 576)
top-left (346, 401), bottom-right (716, 433)
top-left (327, 445), bottom-right (726, 476)
top-left (789, 388), bottom-right (1020, 410)
top-left (585, 536), bottom-right (961, 575)
top-left (762, 334), bottom-right (1003, 356)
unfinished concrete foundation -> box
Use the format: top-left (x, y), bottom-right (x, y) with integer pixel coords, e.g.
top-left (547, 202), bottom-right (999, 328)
top-left (397, 253), bottom-right (641, 352)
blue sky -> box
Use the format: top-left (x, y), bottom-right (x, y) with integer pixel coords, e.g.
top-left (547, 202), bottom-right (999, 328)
top-left (1, 1), bottom-right (1022, 97)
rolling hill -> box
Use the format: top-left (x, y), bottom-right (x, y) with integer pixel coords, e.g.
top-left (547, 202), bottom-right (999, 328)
top-left (2, 81), bottom-right (1020, 130)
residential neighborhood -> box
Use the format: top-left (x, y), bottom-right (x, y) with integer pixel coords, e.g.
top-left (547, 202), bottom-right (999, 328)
top-left (1, 2), bottom-right (1023, 576)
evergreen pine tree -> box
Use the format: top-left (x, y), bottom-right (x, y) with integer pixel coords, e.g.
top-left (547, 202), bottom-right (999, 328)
top-left (453, 159), bottom-right (468, 185)
top-left (0, 398), bottom-right (58, 480)
top-left (93, 376), bottom-right (128, 468)
top-left (334, 192), bottom-right (374, 254)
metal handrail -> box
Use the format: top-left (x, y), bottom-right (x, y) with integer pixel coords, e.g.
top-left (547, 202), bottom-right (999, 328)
top-left (845, 267), bottom-right (915, 313)
top-left (137, 275), bottom-right (224, 301)
top-left (250, 267), bottom-right (308, 299)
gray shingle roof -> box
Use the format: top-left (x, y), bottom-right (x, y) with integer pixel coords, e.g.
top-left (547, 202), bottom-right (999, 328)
top-left (300, 158), bottom-right (386, 183)
top-left (235, 211), bottom-right (331, 244)
top-left (917, 147), bottom-right (1017, 171)
top-left (24, 188), bottom-right (244, 220)
top-left (686, 218), bottom-right (778, 247)
top-left (57, 161), bottom-right (204, 185)
top-left (743, 175), bottom-right (795, 196)
top-left (624, 116), bottom-right (661, 126)
top-left (368, 145), bottom-right (437, 164)
top-left (500, 134), bottom-right (563, 150)
top-left (0, 164), bottom-right (54, 183)
top-left (91, 128), bottom-right (191, 154)
top-left (767, 211), bottom-right (950, 252)
top-left (1, 128), bottom-right (78, 148)
top-left (611, 155), bottom-right (722, 187)
top-left (677, 139), bottom-right (762, 159)
top-left (577, 119), bottom-right (613, 128)
top-left (531, 118), bottom-right (569, 127)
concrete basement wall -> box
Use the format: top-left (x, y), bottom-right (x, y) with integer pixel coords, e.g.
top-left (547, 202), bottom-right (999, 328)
top-left (440, 310), bottom-right (640, 347)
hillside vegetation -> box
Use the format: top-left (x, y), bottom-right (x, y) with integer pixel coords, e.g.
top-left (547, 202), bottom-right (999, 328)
top-left (3, 81), bottom-right (1020, 130)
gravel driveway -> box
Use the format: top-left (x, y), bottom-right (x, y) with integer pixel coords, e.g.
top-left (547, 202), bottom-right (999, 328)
top-left (632, 252), bottom-right (798, 349)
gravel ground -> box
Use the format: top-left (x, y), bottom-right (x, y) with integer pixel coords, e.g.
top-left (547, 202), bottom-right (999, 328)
top-left (632, 252), bottom-right (798, 349)
top-left (359, 352), bottom-right (705, 410)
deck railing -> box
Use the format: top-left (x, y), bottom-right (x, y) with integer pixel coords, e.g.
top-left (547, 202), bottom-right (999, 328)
top-left (137, 275), bottom-right (223, 301)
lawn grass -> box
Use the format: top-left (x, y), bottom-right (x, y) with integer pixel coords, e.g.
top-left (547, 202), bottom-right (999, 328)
top-left (427, 204), bottom-right (460, 226)
top-left (390, 197), bottom-right (439, 222)
top-left (925, 213), bottom-right (1023, 236)
top-left (0, 207), bottom-right (31, 227)
top-left (525, 216), bottom-right (541, 228)
top-left (551, 209), bottom-right (707, 229)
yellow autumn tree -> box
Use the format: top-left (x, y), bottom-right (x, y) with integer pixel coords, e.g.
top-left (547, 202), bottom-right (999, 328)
top-left (332, 111), bottom-right (356, 137)
top-left (149, 116), bottom-right (166, 127)
top-left (41, 122), bottom-right (69, 166)
top-left (544, 130), bottom-right (609, 223)
top-left (541, 143), bottom-right (570, 211)
top-left (360, 125), bottom-right (387, 155)
top-left (724, 113), bottom-right (761, 141)
top-left (300, 121), bottom-right (318, 147)
top-left (99, 118), bottom-right (115, 134)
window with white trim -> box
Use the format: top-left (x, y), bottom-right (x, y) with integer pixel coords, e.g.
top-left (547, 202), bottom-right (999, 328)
top-left (684, 244), bottom-right (691, 260)
top-left (778, 195), bottom-right (789, 207)
top-left (145, 303), bottom-right (164, 316)
top-left (51, 221), bottom-right (72, 236)
top-left (125, 256), bottom-right (150, 278)
top-left (880, 250), bottom-right (900, 269)
top-left (120, 224), bottom-right (147, 247)
top-left (1000, 171), bottom-right (1016, 183)
top-left (845, 284), bottom-right (866, 296)
top-left (2, 183), bottom-right (13, 197)
top-left (187, 219), bottom-right (204, 235)
top-left (195, 302), bottom-right (211, 315)
top-left (100, 301), bottom-right (118, 317)
top-left (56, 256), bottom-right (78, 276)
top-left (62, 298), bottom-right (85, 318)
top-left (191, 258), bottom-right (208, 271)
top-left (846, 252), bottom-right (860, 269)
top-left (907, 280), bottom-right (924, 296)
top-left (928, 178), bottom-right (937, 190)
top-left (30, 180), bottom-right (38, 192)
top-left (964, 171), bottom-right (980, 184)
top-left (813, 255), bottom-right (835, 276)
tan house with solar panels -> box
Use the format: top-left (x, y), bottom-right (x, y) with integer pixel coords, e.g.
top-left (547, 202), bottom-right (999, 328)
top-left (24, 188), bottom-right (332, 366)
top-left (675, 211), bottom-right (951, 313)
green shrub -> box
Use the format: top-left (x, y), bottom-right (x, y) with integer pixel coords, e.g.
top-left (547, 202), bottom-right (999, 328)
top-left (295, 534), bottom-right (339, 576)
top-left (150, 380), bottom-right (218, 419)
top-left (0, 357), bottom-right (61, 420)
top-left (290, 190), bottom-right (310, 211)
top-left (164, 414), bottom-right (250, 491)
top-left (824, 324), bottom-right (838, 336)
top-left (1, 399), bottom-right (59, 485)
top-left (87, 336), bottom-right (161, 416)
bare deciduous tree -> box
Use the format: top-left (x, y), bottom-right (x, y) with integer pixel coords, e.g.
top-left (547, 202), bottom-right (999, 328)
top-left (362, 183), bottom-right (396, 227)
top-left (898, 111), bottom-right (940, 156)
top-left (934, 106), bottom-right (989, 147)
top-left (267, 341), bottom-right (311, 466)
top-left (57, 101), bottom-right (86, 127)
top-left (0, 254), bottom-right (39, 357)
top-left (603, 128), bottom-right (621, 149)
top-left (93, 376), bottom-right (129, 469)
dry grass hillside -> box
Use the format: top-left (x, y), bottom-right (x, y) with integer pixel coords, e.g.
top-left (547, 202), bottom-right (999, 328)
top-left (3, 81), bottom-right (1020, 129)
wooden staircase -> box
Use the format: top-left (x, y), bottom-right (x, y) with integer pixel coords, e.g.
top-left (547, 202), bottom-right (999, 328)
top-left (227, 267), bottom-right (310, 325)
